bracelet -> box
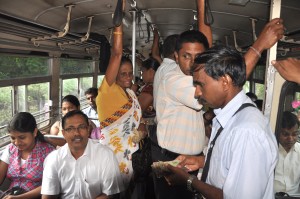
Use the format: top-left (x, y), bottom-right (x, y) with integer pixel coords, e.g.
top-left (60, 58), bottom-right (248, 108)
top-left (113, 32), bottom-right (122, 35)
top-left (187, 175), bottom-right (196, 192)
top-left (249, 46), bottom-right (261, 58)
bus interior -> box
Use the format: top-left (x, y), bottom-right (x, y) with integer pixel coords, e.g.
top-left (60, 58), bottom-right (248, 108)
top-left (0, 0), bottom-right (300, 159)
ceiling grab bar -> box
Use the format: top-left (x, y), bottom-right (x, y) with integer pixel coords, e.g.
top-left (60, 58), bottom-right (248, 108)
top-left (224, 35), bottom-right (229, 46)
top-left (232, 30), bottom-right (245, 53)
top-left (250, 17), bottom-right (258, 42)
top-left (80, 16), bottom-right (94, 42)
top-left (57, 4), bottom-right (75, 38)
top-left (57, 16), bottom-right (94, 47)
top-left (30, 4), bottom-right (75, 43)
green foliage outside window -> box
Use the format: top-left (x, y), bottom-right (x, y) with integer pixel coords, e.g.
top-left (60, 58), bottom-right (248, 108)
top-left (0, 55), bottom-right (49, 80)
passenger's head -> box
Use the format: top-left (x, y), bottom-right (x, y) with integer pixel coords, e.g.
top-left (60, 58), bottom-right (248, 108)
top-left (162, 34), bottom-right (179, 59)
top-left (141, 57), bottom-right (160, 83)
top-left (246, 92), bottom-right (258, 102)
top-left (7, 112), bottom-right (46, 151)
top-left (84, 87), bottom-right (98, 109)
top-left (175, 30), bottom-right (209, 75)
top-left (192, 45), bottom-right (246, 109)
top-left (61, 95), bottom-right (80, 116)
top-left (116, 56), bottom-right (133, 89)
top-left (279, 111), bottom-right (299, 152)
top-left (62, 110), bottom-right (89, 154)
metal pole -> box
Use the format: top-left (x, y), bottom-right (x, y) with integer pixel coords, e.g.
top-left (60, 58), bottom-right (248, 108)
top-left (131, 10), bottom-right (136, 77)
top-left (263, 0), bottom-right (281, 121)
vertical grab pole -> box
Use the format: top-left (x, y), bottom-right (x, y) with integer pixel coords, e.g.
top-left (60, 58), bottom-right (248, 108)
top-left (263, 0), bottom-right (281, 121)
top-left (131, 10), bottom-right (136, 77)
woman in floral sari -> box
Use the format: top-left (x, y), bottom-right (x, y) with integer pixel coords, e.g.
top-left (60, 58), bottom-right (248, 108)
top-left (96, 0), bottom-right (142, 190)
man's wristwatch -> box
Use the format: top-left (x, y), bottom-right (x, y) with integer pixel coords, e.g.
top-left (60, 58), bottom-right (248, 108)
top-left (187, 175), bottom-right (196, 192)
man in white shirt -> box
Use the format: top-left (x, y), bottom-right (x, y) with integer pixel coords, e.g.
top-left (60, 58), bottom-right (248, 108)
top-left (41, 110), bottom-right (123, 199)
top-left (164, 46), bottom-right (278, 199)
top-left (82, 87), bottom-right (100, 127)
top-left (274, 111), bottom-right (300, 195)
top-left (153, 34), bottom-right (178, 107)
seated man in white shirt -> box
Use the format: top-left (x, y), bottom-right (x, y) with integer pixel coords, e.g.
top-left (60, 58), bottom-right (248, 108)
top-left (83, 87), bottom-right (100, 127)
top-left (274, 111), bottom-right (300, 195)
top-left (41, 110), bottom-right (123, 199)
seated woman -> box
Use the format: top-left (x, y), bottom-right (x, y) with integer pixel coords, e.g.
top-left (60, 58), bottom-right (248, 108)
top-left (49, 95), bottom-right (96, 146)
top-left (0, 112), bottom-right (55, 199)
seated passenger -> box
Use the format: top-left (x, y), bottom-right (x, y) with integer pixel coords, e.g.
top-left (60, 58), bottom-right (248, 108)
top-left (82, 87), bottom-right (100, 127)
top-left (274, 111), bottom-right (300, 195)
top-left (50, 95), bottom-right (96, 144)
top-left (0, 112), bottom-right (55, 198)
top-left (41, 110), bottom-right (124, 199)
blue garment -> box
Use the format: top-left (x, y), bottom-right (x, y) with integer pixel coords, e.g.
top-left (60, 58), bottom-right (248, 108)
top-left (207, 90), bottom-right (278, 199)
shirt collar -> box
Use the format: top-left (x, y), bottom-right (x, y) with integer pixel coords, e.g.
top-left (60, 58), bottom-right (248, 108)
top-left (214, 90), bottom-right (253, 129)
top-left (279, 143), bottom-right (299, 153)
top-left (62, 139), bottom-right (91, 159)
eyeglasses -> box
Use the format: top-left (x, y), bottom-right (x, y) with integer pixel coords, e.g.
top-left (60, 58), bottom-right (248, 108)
top-left (64, 124), bottom-right (88, 133)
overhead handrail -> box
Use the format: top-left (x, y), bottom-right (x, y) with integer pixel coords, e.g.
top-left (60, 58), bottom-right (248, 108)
top-left (30, 4), bottom-right (75, 44)
top-left (57, 4), bottom-right (75, 38)
top-left (57, 15), bottom-right (94, 47)
top-left (250, 17), bottom-right (258, 42)
top-left (232, 30), bottom-right (245, 53)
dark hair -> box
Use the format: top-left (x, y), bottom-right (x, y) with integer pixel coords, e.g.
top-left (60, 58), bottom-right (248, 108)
top-left (84, 87), bottom-right (98, 96)
top-left (162, 34), bottom-right (179, 58)
top-left (62, 95), bottom-right (80, 108)
top-left (121, 56), bottom-right (132, 66)
top-left (7, 112), bottom-right (46, 142)
top-left (175, 30), bottom-right (209, 53)
top-left (281, 111), bottom-right (299, 130)
top-left (61, 110), bottom-right (89, 129)
top-left (193, 45), bottom-right (246, 87)
top-left (246, 92), bottom-right (258, 101)
top-left (142, 57), bottom-right (160, 72)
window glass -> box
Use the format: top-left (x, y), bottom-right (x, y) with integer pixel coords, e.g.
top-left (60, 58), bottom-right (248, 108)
top-left (60, 58), bottom-right (93, 75)
top-left (253, 64), bottom-right (265, 81)
top-left (243, 81), bottom-right (250, 93)
top-left (255, 83), bottom-right (265, 99)
top-left (62, 78), bottom-right (78, 97)
top-left (275, 82), bottom-right (300, 142)
top-left (79, 77), bottom-right (93, 99)
top-left (0, 55), bottom-right (49, 80)
top-left (0, 86), bottom-right (13, 137)
top-left (97, 75), bottom-right (105, 87)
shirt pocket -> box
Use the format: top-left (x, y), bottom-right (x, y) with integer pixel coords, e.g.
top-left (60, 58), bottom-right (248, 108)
top-left (83, 178), bottom-right (102, 198)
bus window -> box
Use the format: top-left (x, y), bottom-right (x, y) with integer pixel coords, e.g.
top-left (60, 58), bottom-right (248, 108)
top-left (62, 78), bottom-right (79, 97)
top-left (97, 75), bottom-right (105, 87)
top-left (275, 82), bottom-right (300, 140)
top-left (0, 86), bottom-right (13, 137)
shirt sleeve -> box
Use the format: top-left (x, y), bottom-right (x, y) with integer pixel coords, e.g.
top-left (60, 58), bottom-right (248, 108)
top-left (165, 72), bottom-right (202, 110)
top-left (0, 146), bottom-right (10, 164)
top-left (222, 127), bottom-right (276, 199)
top-left (41, 151), bottom-right (60, 196)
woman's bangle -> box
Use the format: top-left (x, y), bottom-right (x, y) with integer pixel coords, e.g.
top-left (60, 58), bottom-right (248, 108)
top-left (249, 46), bottom-right (261, 58)
top-left (113, 32), bottom-right (122, 35)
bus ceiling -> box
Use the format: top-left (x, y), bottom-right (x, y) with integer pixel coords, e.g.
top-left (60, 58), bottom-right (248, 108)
top-left (0, 0), bottom-right (300, 59)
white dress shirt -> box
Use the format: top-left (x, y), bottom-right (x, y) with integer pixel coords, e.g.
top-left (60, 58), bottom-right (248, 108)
top-left (41, 139), bottom-right (123, 199)
top-left (207, 91), bottom-right (278, 199)
top-left (274, 143), bottom-right (300, 194)
top-left (82, 106), bottom-right (100, 127)
top-left (154, 62), bottom-right (206, 155)
top-left (153, 58), bottom-right (176, 109)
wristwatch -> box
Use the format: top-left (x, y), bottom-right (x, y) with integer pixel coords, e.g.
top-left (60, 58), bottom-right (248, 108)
top-left (187, 175), bottom-right (196, 192)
